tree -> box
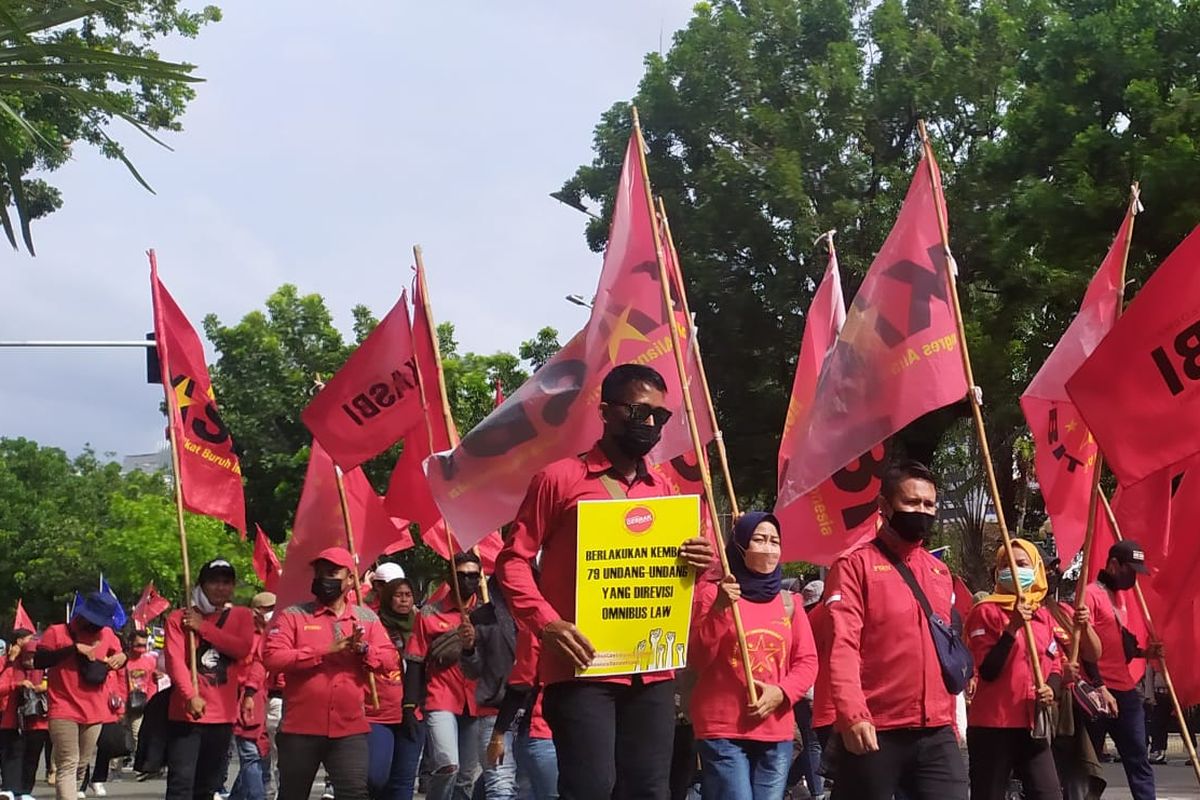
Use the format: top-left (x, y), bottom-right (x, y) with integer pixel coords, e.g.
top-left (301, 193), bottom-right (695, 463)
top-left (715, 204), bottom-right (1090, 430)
top-left (518, 327), bottom-right (562, 371)
top-left (563, 0), bottom-right (1200, 526)
top-left (0, 0), bottom-right (221, 253)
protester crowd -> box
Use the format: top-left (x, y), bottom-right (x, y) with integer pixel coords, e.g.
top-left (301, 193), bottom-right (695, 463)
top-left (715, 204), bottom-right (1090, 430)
top-left (0, 365), bottom-right (1187, 800)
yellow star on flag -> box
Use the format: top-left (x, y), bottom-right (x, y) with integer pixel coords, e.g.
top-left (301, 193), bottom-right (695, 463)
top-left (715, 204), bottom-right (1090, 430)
top-left (1065, 419), bottom-right (1078, 434)
top-left (174, 376), bottom-right (195, 411)
top-left (604, 305), bottom-right (649, 363)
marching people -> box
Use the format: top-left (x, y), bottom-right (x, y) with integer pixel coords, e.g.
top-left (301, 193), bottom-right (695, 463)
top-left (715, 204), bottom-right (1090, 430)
top-left (263, 546), bottom-right (396, 800)
top-left (825, 460), bottom-right (968, 800)
top-left (1082, 540), bottom-right (1161, 800)
top-left (462, 575), bottom-right (518, 799)
top-left (964, 538), bottom-right (1062, 800)
top-left (488, 627), bottom-right (557, 800)
top-left (164, 558), bottom-right (255, 800)
top-left (366, 577), bottom-right (422, 800)
top-left (0, 639), bottom-right (49, 800)
top-left (35, 592), bottom-right (124, 800)
top-left (786, 580), bottom-right (828, 798)
top-left (365, 564), bottom-right (406, 614)
top-left (123, 629), bottom-right (159, 756)
top-left (495, 364), bottom-right (714, 799)
top-left (227, 592), bottom-right (276, 800)
top-left (688, 511), bottom-right (818, 798)
top-left (402, 552), bottom-right (487, 800)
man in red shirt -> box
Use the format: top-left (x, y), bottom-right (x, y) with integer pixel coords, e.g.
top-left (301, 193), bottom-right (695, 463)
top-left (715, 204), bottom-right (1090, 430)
top-left (825, 460), bottom-right (967, 800)
top-left (164, 559), bottom-right (255, 800)
top-left (495, 364), bottom-right (714, 800)
top-left (125, 629), bottom-right (159, 754)
top-left (264, 546), bottom-right (396, 800)
top-left (228, 592), bottom-right (275, 800)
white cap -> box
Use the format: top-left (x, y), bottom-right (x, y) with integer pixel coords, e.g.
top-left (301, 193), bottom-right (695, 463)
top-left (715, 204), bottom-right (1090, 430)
top-left (373, 562), bottom-right (406, 584)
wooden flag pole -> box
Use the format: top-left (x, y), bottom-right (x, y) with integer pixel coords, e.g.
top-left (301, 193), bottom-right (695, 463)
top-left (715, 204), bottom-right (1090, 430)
top-left (332, 464), bottom-right (380, 710)
top-left (412, 246), bottom-right (483, 607)
top-left (1099, 493), bottom-right (1200, 786)
top-left (917, 121), bottom-right (1045, 689)
top-left (632, 107), bottom-right (757, 704)
top-left (655, 197), bottom-right (740, 518)
top-left (1071, 184), bottom-right (1139, 661)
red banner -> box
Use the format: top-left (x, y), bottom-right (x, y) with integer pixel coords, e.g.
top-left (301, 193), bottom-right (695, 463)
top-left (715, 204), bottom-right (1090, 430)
top-left (131, 582), bottom-right (171, 628)
top-left (13, 599), bottom-right (33, 632)
top-left (253, 525), bottom-right (282, 593)
top-left (150, 252), bottom-right (247, 534)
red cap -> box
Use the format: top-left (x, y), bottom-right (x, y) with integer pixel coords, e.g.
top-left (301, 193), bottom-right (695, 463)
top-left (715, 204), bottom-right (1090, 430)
top-left (312, 546), bottom-right (355, 570)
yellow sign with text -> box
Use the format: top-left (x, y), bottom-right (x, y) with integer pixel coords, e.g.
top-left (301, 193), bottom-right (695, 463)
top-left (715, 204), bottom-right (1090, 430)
top-left (575, 495), bottom-right (700, 678)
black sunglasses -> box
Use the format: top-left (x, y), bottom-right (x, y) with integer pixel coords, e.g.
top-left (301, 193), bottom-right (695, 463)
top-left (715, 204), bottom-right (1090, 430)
top-left (609, 402), bottom-right (673, 427)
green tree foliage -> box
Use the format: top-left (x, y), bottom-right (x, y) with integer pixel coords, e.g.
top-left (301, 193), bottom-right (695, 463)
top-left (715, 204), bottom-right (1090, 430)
top-left (518, 326), bottom-right (562, 372)
top-left (0, 437), bottom-right (254, 627)
top-left (0, 0), bottom-right (220, 253)
top-left (562, 0), bottom-right (1200, 527)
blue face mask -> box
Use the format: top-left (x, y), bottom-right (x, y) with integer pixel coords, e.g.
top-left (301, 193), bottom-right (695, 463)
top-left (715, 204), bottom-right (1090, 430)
top-left (998, 567), bottom-right (1037, 592)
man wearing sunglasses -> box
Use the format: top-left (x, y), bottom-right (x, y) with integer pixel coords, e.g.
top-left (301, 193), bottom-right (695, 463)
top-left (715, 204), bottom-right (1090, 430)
top-left (496, 363), bottom-right (714, 800)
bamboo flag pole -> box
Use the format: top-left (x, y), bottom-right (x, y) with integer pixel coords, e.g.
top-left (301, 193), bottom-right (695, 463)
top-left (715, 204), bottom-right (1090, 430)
top-left (1071, 184), bottom-right (1140, 662)
top-left (412, 246), bottom-right (485, 606)
top-left (1099, 493), bottom-right (1200, 786)
top-left (632, 107), bottom-right (757, 704)
top-left (655, 197), bottom-right (740, 519)
top-left (917, 121), bottom-right (1045, 689)
top-left (332, 464), bottom-right (379, 710)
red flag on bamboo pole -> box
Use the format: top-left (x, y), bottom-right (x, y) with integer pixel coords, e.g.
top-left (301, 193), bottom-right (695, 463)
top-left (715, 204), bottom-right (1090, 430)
top-left (1020, 210), bottom-right (1132, 561)
top-left (1067, 225), bottom-right (1200, 486)
top-left (131, 583), bottom-right (171, 628)
top-left (424, 132), bottom-right (710, 546)
top-left (13, 599), bottom-right (33, 633)
top-left (253, 525), bottom-right (282, 593)
top-left (301, 293), bottom-right (424, 470)
top-left (150, 253), bottom-right (247, 535)
top-left (276, 441), bottom-right (412, 609)
top-left (775, 241), bottom-right (884, 565)
top-left (777, 157), bottom-right (969, 500)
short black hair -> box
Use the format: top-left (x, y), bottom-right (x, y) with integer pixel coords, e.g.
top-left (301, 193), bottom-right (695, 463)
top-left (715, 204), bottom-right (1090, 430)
top-left (601, 364), bottom-right (668, 403)
top-left (10, 628), bottom-right (32, 641)
top-left (880, 459), bottom-right (938, 501)
top-left (453, 551), bottom-right (481, 569)
top-left (132, 629), bottom-right (149, 640)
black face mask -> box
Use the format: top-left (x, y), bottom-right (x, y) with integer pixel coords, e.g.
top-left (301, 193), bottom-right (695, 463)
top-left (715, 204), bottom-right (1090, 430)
top-left (1112, 567), bottom-right (1137, 591)
top-left (889, 510), bottom-right (937, 542)
top-left (311, 577), bottom-right (344, 604)
top-left (612, 422), bottom-right (662, 459)
top-left (457, 573), bottom-right (482, 599)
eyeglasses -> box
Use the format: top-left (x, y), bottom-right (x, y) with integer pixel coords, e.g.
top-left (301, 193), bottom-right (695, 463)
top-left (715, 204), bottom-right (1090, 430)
top-left (609, 402), bottom-right (673, 426)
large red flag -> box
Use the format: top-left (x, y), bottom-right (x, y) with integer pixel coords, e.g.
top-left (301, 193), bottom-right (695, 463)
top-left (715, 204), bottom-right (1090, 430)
top-left (13, 599), bottom-right (33, 632)
top-left (425, 132), bottom-right (709, 545)
top-left (301, 292), bottom-right (424, 470)
top-left (131, 583), bottom-right (171, 628)
top-left (775, 245), bottom-right (884, 564)
top-left (253, 525), bottom-right (282, 593)
top-left (1067, 225), bottom-right (1200, 486)
top-left (150, 252), bottom-right (246, 535)
top-left (276, 441), bottom-right (413, 609)
top-left (1021, 211), bottom-right (1131, 561)
top-left (778, 157), bottom-right (969, 499)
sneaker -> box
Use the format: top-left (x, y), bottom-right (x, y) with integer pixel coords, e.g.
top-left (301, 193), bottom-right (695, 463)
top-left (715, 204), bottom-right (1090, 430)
top-left (1150, 750), bottom-right (1168, 764)
top-left (322, 782), bottom-right (334, 800)
top-left (20, 794), bottom-right (35, 800)
top-left (92, 784), bottom-right (107, 797)
top-left (77, 792), bottom-right (85, 799)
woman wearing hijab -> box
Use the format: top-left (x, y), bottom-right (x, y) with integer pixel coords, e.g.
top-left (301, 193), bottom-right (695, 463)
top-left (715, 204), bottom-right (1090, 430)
top-left (964, 539), bottom-right (1063, 800)
top-left (367, 576), bottom-right (423, 800)
top-left (688, 512), bottom-right (819, 799)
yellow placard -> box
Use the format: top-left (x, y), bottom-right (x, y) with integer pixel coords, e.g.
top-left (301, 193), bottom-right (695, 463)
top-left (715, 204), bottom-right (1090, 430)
top-left (574, 494), bottom-right (700, 677)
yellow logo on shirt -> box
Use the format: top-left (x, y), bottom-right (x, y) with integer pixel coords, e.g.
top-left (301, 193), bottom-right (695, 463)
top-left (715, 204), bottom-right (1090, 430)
top-left (873, 564), bottom-right (892, 573)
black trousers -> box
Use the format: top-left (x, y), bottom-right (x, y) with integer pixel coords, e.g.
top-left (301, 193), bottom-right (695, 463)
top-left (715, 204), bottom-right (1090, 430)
top-left (165, 721), bottom-right (234, 800)
top-left (543, 678), bottom-right (676, 800)
top-left (276, 733), bottom-right (368, 800)
top-left (2, 728), bottom-right (48, 795)
top-left (967, 727), bottom-right (1061, 800)
top-left (830, 726), bottom-right (967, 800)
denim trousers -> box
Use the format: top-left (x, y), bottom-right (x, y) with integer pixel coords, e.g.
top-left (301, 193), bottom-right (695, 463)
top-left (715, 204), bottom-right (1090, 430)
top-left (695, 739), bottom-right (792, 800)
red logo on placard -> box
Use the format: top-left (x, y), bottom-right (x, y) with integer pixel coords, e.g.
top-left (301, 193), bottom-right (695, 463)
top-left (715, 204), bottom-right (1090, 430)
top-left (625, 506), bottom-right (654, 534)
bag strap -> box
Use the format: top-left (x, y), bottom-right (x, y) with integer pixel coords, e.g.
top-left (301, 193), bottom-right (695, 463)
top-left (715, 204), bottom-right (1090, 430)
top-left (597, 473), bottom-right (628, 501)
top-left (872, 539), bottom-right (936, 622)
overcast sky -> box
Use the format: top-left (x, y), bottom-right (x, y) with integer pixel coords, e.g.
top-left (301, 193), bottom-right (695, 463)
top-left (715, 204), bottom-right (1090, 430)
top-left (0, 2), bottom-right (695, 460)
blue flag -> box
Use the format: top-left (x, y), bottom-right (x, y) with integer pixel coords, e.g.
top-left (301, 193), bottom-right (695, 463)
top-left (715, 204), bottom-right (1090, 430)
top-left (99, 576), bottom-right (128, 629)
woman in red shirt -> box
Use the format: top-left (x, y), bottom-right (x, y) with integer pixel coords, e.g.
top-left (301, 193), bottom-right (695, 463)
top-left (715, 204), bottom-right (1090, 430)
top-left (0, 640), bottom-right (50, 800)
top-left (964, 539), bottom-right (1062, 800)
top-left (34, 592), bottom-right (124, 800)
top-left (689, 511), bottom-right (818, 799)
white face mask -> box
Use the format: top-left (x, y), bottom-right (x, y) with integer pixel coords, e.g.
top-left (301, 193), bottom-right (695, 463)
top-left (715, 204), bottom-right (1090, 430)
top-left (262, 611), bottom-right (274, 623)
top-left (192, 585), bottom-right (217, 615)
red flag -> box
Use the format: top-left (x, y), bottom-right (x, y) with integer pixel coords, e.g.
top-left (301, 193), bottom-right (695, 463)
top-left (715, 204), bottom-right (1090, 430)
top-left (131, 583), bottom-right (171, 628)
top-left (778, 157), bottom-right (969, 497)
top-left (425, 132), bottom-right (709, 546)
top-left (276, 441), bottom-right (413, 609)
top-left (13, 599), bottom-right (33, 632)
top-left (775, 245), bottom-right (883, 564)
top-left (1021, 212), bottom-right (1131, 561)
top-left (301, 293), bottom-right (424, 470)
top-left (150, 252), bottom-right (246, 534)
top-left (253, 525), bottom-right (282, 593)
top-left (1067, 225), bottom-right (1200, 486)
top-left (494, 379), bottom-right (505, 407)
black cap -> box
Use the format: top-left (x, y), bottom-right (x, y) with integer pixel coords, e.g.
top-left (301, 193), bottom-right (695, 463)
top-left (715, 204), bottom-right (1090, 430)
top-left (1108, 540), bottom-right (1150, 574)
top-left (197, 558), bottom-right (236, 584)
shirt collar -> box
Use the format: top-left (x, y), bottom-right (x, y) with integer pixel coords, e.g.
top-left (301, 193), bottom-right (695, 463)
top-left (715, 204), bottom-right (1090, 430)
top-left (582, 443), bottom-right (653, 485)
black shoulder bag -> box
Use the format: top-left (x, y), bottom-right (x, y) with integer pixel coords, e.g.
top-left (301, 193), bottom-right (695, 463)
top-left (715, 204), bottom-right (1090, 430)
top-left (872, 540), bottom-right (974, 695)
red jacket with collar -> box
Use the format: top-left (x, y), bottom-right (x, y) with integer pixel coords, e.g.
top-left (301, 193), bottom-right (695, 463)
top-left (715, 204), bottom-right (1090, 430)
top-left (826, 534), bottom-right (957, 732)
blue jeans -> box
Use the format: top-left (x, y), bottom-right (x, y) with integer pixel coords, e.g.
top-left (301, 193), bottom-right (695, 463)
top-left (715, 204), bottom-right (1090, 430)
top-left (473, 715), bottom-right (516, 800)
top-left (1087, 687), bottom-right (1155, 800)
top-left (514, 734), bottom-right (557, 800)
top-left (228, 736), bottom-right (265, 800)
top-left (425, 711), bottom-right (480, 800)
top-left (696, 739), bottom-right (793, 800)
top-left (367, 722), bottom-right (426, 800)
